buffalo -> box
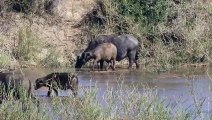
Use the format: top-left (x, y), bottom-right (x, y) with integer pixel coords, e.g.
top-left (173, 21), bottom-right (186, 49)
top-left (0, 71), bottom-right (36, 104)
top-left (75, 34), bottom-right (140, 69)
top-left (34, 72), bottom-right (78, 97)
top-left (81, 43), bottom-right (117, 71)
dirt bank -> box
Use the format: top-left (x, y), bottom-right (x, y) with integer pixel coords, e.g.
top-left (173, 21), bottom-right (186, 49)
top-left (0, 0), bottom-right (95, 68)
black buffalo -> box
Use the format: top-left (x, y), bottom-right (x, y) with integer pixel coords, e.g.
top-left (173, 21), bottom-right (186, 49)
top-left (75, 34), bottom-right (140, 69)
top-left (34, 73), bottom-right (78, 97)
top-left (0, 71), bottom-right (37, 104)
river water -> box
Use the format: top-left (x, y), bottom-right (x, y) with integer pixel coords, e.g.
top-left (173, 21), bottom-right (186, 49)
top-left (23, 66), bottom-right (212, 118)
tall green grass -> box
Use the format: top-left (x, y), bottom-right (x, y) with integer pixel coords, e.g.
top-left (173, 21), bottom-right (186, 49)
top-left (1, 81), bottom-right (210, 119)
top-left (0, 82), bottom-right (45, 120)
top-left (0, 52), bottom-right (12, 69)
top-left (0, 37), bottom-right (12, 69)
top-left (12, 27), bottom-right (44, 62)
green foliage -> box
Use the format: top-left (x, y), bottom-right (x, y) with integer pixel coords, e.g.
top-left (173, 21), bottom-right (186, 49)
top-left (90, 0), bottom-right (168, 37)
top-left (115, 0), bottom-right (168, 32)
top-left (12, 27), bottom-right (44, 62)
top-left (0, 83), bottom-right (48, 120)
top-left (39, 48), bottom-right (64, 67)
top-left (0, 52), bottom-right (11, 69)
top-left (0, 81), bottom-right (208, 119)
top-left (84, 0), bottom-right (212, 71)
top-left (12, 27), bottom-right (67, 67)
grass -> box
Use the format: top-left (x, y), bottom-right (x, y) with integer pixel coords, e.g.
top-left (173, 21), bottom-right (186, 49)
top-left (39, 47), bottom-right (66, 67)
top-left (0, 52), bottom-right (12, 69)
top-left (0, 0), bottom-right (211, 70)
top-left (11, 27), bottom-right (67, 68)
top-left (0, 1), bottom-right (211, 119)
top-left (79, 0), bottom-right (212, 72)
top-left (3, 0), bottom-right (55, 14)
top-left (12, 27), bottom-right (45, 62)
top-left (0, 37), bottom-right (12, 69)
top-left (0, 77), bottom-right (211, 120)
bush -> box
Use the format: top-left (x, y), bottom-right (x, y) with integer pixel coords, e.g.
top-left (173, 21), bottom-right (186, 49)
top-left (12, 27), bottom-right (44, 62)
top-left (12, 27), bottom-right (67, 67)
top-left (39, 48), bottom-right (65, 67)
top-left (114, 0), bottom-right (168, 34)
top-left (0, 52), bottom-right (11, 69)
top-left (3, 0), bottom-right (55, 14)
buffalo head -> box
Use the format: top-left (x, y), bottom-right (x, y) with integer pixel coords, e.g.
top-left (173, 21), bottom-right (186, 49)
top-left (75, 55), bottom-right (84, 68)
top-left (34, 78), bottom-right (49, 90)
top-left (75, 52), bottom-right (93, 68)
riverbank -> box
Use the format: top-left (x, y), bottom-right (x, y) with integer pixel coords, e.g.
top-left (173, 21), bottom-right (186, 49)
top-left (0, 0), bottom-right (211, 72)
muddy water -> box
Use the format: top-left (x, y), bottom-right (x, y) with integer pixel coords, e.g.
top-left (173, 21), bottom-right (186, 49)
top-left (23, 67), bottom-right (212, 116)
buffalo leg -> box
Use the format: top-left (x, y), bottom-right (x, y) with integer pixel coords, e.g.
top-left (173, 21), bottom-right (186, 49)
top-left (104, 60), bottom-right (110, 71)
top-left (70, 77), bottom-right (78, 97)
top-left (47, 91), bottom-right (51, 97)
top-left (99, 60), bottom-right (104, 70)
top-left (128, 58), bottom-right (133, 69)
top-left (127, 55), bottom-right (134, 69)
top-left (53, 88), bottom-right (58, 96)
top-left (135, 50), bottom-right (140, 69)
top-left (92, 60), bottom-right (98, 71)
top-left (47, 86), bottom-right (52, 97)
top-left (135, 59), bottom-right (140, 69)
top-left (127, 51), bottom-right (136, 69)
top-left (112, 59), bottom-right (115, 71)
top-left (92, 61), bottom-right (95, 71)
top-left (71, 87), bottom-right (78, 97)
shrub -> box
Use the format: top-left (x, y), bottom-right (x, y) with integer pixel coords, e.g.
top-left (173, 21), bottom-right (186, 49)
top-left (114, 0), bottom-right (168, 34)
top-left (39, 48), bottom-right (65, 67)
top-left (0, 52), bottom-right (11, 69)
top-left (3, 0), bottom-right (55, 14)
top-left (12, 27), bottom-right (44, 63)
top-left (12, 27), bottom-right (67, 67)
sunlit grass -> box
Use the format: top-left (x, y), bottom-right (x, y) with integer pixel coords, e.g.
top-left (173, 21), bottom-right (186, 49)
top-left (1, 78), bottom-right (211, 120)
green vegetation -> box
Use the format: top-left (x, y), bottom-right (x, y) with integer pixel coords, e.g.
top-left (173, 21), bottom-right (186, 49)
top-left (40, 48), bottom-right (64, 67)
top-left (0, 0), bottom-right (211, 70)
top-left (2, 0), bottom-right (54, 14)
top-left (11, 27), bottom-right (65, 68)
top-left (0, 1), bottom-right (211, 119)
top-left (12, 27), bottom-right (44, 62)
top-left (0, 83), bottom-right (46, 120)
top-left (0, 37), bottom-right (12, 69)
top-left (81, 0), bottom-right (212, 71)
top-left (0, 82), bottom-right (209, 119)
top-left (0, 52), bottom-right (12, 69)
